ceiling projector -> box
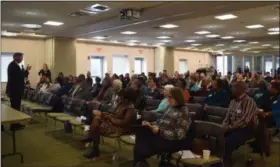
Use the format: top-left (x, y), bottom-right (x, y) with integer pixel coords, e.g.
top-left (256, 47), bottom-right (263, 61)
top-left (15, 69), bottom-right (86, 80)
top-left (120, 9), bottom-right (141, 20)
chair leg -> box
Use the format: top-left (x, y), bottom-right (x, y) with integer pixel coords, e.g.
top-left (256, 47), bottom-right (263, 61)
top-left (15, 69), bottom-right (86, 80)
top-left (112, 138), bottom-right (121, 167)
top-left (244, 142), bottom-right (248, 161)
top-left (53, 119), bottom-right (56, 134)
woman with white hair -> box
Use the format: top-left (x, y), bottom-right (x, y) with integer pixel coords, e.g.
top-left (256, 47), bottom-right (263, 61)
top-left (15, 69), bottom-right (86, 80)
top-left (100, 79), bottom-right (122, 105)
top-left (142, 84), bottom-right (174, 121)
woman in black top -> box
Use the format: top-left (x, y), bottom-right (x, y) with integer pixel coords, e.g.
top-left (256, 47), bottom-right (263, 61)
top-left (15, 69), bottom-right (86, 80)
top-left (38, 63), bottom-right (52, 82)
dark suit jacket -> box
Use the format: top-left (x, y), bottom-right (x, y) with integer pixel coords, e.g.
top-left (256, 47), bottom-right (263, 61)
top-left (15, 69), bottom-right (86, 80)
top-left (6, 61), bottom-right (29, 97)
top-left (69, 81), bottom-right (92, 100)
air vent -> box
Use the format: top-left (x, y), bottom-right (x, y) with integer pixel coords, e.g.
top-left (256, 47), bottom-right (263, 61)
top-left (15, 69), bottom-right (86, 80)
top-left (69, 4), bottom-right (110, 17)
top-left (86, 4), bottom-right (110, 12)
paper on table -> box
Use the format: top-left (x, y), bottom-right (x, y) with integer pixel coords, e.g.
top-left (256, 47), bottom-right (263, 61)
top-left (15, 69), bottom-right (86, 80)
top-left (180, 150), bottom-right (201, 159)
top-left (76, 117), bottom-right (82, 123)
top-left (80, 116), bottom-right (87, 120)
top-left (130, 135), bottom-right (135, 140)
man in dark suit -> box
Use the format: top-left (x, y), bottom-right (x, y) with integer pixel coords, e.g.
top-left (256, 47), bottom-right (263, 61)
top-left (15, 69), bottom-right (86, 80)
top-left (69, 74), bottom-right (92, 100)
top-left (6, 52), bottom-right (31, 129)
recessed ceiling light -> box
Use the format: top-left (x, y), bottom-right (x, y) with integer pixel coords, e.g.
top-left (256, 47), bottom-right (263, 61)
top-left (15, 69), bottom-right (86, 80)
top-left (268, 31), bottom-right (280, 35)
top-left (268, 27), bottom-right (279, 31)
top-left (44, 21), bottom-right (64, 26)
top-left (128, 40), bottom-right (139, 43)
top-left (221, 36), bottom-right (234, 39)
top-left (262, 44), bottom-right (271, 47)
top-left (25, 12), bottom-right (37, 15)
top-left (245, 24), bottom-right (264, 29)
top-left (185, 40), bottom-right (196, 43)
top-left (206, 34), bottom-right (220, 38)
top-left (21, 24), bottom-right (42, 28)
top-left (94, 36), bottom-right (106, 40)
top-left (273, 46), bottom-right (279, 49)
top-left (94, 39), bottom-right (104, 42)
top-left (215, 14), bottom-right (237, 20)
top-left (249, 41), bottom-right (259, 44)
top-left (195, 31), bottom-right (211, 35)
top-left (159, 24), bottom-right (178, 29)
top-left (191, 43), bottom-right (202, 46)
top-left (241, 48), bottom-right (251, 52)
top-left (233, 40), bottom-right (246, 43)
top-left (121, 31), bottom-right (137, 35)
top-left (157, 36), bottom-right (170, 39)
top-left (216, 44), bottom-right (224, 46)
top-left (1, 31), bottom-right (17, 36)
top-left (161, 40), bottom-right (171, 43)
top-left (231, 46), bottom-right (239, 49)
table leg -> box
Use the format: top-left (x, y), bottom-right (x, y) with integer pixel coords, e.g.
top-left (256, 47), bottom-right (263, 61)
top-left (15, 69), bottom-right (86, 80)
top-left (2, 130), bottom-right (24, 163)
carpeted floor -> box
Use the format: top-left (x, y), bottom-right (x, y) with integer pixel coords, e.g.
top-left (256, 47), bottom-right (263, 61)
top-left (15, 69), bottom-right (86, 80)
top-left (1, 116), bottom-right (280, 167)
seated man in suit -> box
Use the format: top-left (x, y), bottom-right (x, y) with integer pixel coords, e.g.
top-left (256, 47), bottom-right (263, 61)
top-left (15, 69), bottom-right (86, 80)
top-left (69, 74), bottom-right (92, 100)
top-left (222, 81), bottom-right (259, 166)
top-left (55, 77), bottom-right (73, 96)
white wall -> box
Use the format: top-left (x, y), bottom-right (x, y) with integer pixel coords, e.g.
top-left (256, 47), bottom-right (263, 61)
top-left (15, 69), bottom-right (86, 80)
top-left (75, 41), bottom-right (155, 76)
top-left (174, 50), bottom-right (213, 73)
top-left (1, 38), bottom-right (46, 89)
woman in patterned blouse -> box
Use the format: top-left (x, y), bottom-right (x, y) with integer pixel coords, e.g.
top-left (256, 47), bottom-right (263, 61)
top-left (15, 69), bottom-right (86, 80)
top-left (133, 87), bottom-right (192, 167)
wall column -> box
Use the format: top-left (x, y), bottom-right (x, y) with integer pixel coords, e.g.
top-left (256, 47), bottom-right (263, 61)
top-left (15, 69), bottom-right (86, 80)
top-left (261, 56), bottom-right (265, 74)
top-left (251, 56), bottom-right (255, 73)
top-left (272, 55), bottom-right (276, 75)
top-left (154, 46), bottom-right (175, 74)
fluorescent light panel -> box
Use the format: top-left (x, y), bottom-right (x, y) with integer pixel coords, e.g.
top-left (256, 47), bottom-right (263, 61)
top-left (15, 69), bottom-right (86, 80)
top-left (215, 14), bottom-right (237, 20)
top-left (249, 41), bottom-right (259, 44)
top-left (21, 24), bottom-right (42, 28)
top-left (185, 40), bottom-right (196, 43)
top-left (161, 40), bottom-right (171, 43)
top-left (195, 31), bottom-right (211, 35)
top-left (44, 21), bottom-right (64, 26)
top-left (268, 27), bottom-right (279, 31)
top-left (262, 44), bottom-right (271, 47)
top-left (268, 31), bottom-right (279, 35)
top-left (121, 31), bottom-right (137, 35)
top-left (128, 40), bottom-right (139, 43)
top-left (94, 36), bottom-right (106, 40)
top-left (233, 40), bottom-right (246, 43)
top-left (160, 24), bottom-right (178, 29)
top-left (245, 24), bottom-right (264, 29)
top-left (1, 31), bottom-right (17, 36)
top-left (191, 43), bottom-right (201, 46)
top-left (216, 44), bottom-right (224, 46)
top-left (221, 36), bottom-right (234, 39)
top-left (157, 36), bottom-right (170, 39)
top-left (206, 34), bottom-right (220, 38)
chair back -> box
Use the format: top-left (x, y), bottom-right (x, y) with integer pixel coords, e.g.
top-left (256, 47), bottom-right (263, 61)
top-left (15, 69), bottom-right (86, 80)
top-left (26, 89), bottom-right (36, 100)
top-left (145, 98), bottom-right (161, 111)
top-left (205, 106), bottom-right (228, 124)
top-left (194, 120), bottom-right (225, 158)
top-left (191, 96), bottom-right (206, 104)
top-left (31, 90), bottom-right (40, 102)
top-left (186, 103), bottom-right (202, 114)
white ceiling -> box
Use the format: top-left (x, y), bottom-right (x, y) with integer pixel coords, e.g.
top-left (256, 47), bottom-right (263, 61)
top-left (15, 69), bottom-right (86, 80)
top-left (1, 1), bottom-right (279, 54)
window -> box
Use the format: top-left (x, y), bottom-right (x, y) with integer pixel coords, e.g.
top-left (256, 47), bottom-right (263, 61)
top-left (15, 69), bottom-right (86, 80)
top-left (245, 62), bottom-right (250, 69)
top-left (1, 52), bottom-right (24, 82)
top-left (134, 58), bottom-right (144, 74)
top-left (265, 61), bottom-right (272, 73)
top-left (90, 56), bottom-right (106, 80)
top-left (216, 55), bottom-right (227, 76)
top-left (112, 55), bottom-right (129, 75)
top-left (179, 59), bottom-right (188, 74)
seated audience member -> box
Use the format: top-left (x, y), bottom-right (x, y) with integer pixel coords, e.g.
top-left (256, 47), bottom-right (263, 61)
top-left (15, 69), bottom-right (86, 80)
top-left (55, 77), bottom-right (73, 96)
top-left (222, 81), bottom-right (259, 166)
top-left (96, 77), bottom-right (112, 101)
top-left (69, 74), bottom-right (92, 100)
top-left (37, 74), bottom-right (50, 91)
top-left (189, 75), bottom-right (200, 92)
top-left (46, 77), bottom-right (62, 93)
top-left (68, 75), bottom-right (74, 83)
top-left (100, 79), bottom-right (122, 106)
top-left (82, 88), bottom-right (137, 159)
top-left (142, 85), bottom-right (174, 121)
top-left (133, 87), bottom-right (192, 166)
top-left (138, 76), bottom-right (149, 97)
top-left (119, 74), bottom-right (126, 89)
top-left (197, 73), bottom-right (205, 88)
top-left (205, 79), bottom-right (230, 108)
top-left (147, 78), bottom-right (162, 99)
top-left (264, 72), bottom-right (273, 83)
top-left (124, 73), bottom-right (130, 88)
top-left (58, 72), bottom-right (64, 81)
top-left (86, 71), bottom-right (93, 86)
top-left (112, 73), bottom-right (119, 81)
top-left (252, 80), bottom-right (270, 111)
top-left (130, 79), bottom-right (146, 111)
top-left (88, 77), bottom-right (102, 100)
top-left (172, 71), bottom-right (180, 86)
top-left (176, 78), bottom-right (191, 103)
top-left (249, 72), bottom-right (262, 88)
top-left (101, 73), bottom-right (111, 85)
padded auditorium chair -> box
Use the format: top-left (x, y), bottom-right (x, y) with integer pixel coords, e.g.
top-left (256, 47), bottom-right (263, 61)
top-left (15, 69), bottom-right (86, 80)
top-left (205, 106), bottom-right (228, 124)
top-left (172, 120), bottom-right (225, 167)
top-left (145, 98), bottom-right (161, 111)
top-left (190, 96), bottom-right (206, 105)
